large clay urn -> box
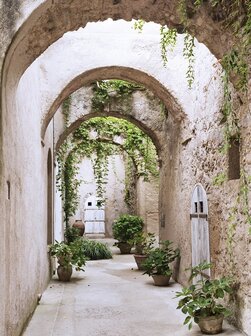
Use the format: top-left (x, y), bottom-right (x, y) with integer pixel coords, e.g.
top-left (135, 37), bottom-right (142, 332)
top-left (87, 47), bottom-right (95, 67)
top-left (73, 219), bottom-right (85, 236)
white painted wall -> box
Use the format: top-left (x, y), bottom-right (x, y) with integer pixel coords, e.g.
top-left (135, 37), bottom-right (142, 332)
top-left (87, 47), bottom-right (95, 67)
top-left (71, 155), bottom-right (128, 237)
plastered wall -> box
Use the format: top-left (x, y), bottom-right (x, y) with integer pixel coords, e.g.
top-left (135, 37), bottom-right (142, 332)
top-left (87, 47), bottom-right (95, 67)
top-left (0, 7), bottom-right (250, 336)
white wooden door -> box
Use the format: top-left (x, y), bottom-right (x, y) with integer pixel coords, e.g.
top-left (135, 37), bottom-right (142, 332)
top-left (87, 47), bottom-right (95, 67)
top-left (191, 184), bottom-right (210, 281)
top-left (84, 196), bottom-right (105, 234)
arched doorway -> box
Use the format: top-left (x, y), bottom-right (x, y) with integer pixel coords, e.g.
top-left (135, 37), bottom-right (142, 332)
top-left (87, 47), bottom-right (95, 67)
top-left (84, 195), bottom-right (105, 235)
top-left (190, 184), bottom-right (210, 281)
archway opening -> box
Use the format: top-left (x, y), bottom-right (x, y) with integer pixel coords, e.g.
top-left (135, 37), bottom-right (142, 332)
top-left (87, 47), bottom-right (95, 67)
top-left (56, 105), bottom-right (161, 240)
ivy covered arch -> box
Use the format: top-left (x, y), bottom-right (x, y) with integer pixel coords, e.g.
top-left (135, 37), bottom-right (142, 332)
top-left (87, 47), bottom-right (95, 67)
top-left (54, 78), bottom-right (169, 157)
top-left (42, 65), bottom-right (185, 141)
top-left (57, 116), bottom-right (159, 225)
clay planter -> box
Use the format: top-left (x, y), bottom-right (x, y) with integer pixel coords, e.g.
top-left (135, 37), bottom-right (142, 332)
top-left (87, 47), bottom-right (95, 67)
top-left (117, 242), bottom-right (132, 254)
top-left (152, 274), bottom-right (171, 286)
top-left (133, 254), bottom-right (148, 270)
top-left (57, 265), bottom-right (73, 282)
top-left (198, 315), bottom-right (224, 335)
top-left (73, 219), bottom-right (85, 236)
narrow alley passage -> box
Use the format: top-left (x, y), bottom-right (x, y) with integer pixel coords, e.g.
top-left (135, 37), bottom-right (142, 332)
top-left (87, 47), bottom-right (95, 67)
top-left (23, 245), bottom-right (242, 336)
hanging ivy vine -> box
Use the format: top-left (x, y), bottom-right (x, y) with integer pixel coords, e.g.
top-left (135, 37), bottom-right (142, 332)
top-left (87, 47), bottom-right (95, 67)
top-left (57, 86), bottom-right (160, 225)
top-left (91, 80), bottom-right (144, 111)
top-left (134, 1), bottom-right (251, 236)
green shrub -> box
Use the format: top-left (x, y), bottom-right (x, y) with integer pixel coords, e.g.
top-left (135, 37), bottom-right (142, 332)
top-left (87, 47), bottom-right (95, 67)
top-left (142, 240), bottom-right (180, 276)
top-left (81, 239), bottom-right (112, 260)
top-left (132, 232), bottom-right (156, 255)
top-left (112, 214), bottom-right (144, 243)
top-left (64, 226), bottom-right (81, 243)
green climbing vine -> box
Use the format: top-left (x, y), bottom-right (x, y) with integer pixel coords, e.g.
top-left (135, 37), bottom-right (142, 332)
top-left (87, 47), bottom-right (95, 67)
top-left (159, 26), bottom-right (177, 66)
top-left (91, 80), bottom-right (143, 111)
top-left (57, 85), bottom-right (160, 224)
top-left (135, 2), bottom-right (251, 241)
top-left (134, 20), bottom-right (195, 88)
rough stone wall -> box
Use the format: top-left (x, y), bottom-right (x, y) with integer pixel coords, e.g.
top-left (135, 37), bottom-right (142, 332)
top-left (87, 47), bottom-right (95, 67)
top-left (0, 3), bottom-right (250, 336)
top-left (136, 176), bottom-right (159, 237)
top-left (159, 90), bottom-right (251, 333)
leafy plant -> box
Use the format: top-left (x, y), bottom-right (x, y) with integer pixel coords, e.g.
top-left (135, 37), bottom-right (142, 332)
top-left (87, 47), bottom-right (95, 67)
top-left (49, 240), bottom-right (87, 271)
top-left (212, 172), bottom-right (227, 186)
top-left (81, 239), bottom-right (112, 260)
top-left (64, 226), bottom-right (82, 243)
top-left (175, 262), bottom-right (233, 330)
top-left (91, 80), bottom-right (143, 111)
top-left (160, 26), bottom-right (177, 65)
top-left (112, 214), bottom-right (144, 244)
top-left (142, 240), bottom-right (180, 276)
top-left (131, 232), bottom-right (156, 255)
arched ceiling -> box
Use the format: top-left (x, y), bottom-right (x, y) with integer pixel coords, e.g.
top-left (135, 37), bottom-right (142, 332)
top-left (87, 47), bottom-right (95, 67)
top-left (3, 0), bottom-right (233, 84)
top-left (15, 21), bottom-right (221, 139)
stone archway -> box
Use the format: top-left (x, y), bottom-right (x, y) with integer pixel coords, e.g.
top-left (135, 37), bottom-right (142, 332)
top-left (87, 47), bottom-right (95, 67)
top-left (0, 4), bottom-right (250, 336)
top-left (1, 0), bottom-right (233, 87)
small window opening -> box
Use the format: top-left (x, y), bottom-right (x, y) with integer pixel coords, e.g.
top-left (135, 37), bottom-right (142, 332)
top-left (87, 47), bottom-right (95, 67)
top-left (200, 201), bottom-right (203, 213)
top-left (97, 201), bottom-right (101, 207)
top-left (194, 202), bottom-right (198, 213)
top-left (228, 137), bottom-right (240, 180)
top-left (7, 181), bottom-right (10, 200)
top-left (88, 202), bottom-right (92, 206)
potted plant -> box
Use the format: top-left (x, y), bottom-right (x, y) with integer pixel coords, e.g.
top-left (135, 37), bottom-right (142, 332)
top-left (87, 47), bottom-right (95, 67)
top-left (142, 240), bottom-right (180, 286)
top-left (175, 262), bottom-right (233, 334)
top-left (112, 214), bottom-right (144, 254)
top-left (64, 226), bottom-right (82, 243)
top-left (49, 239), bottom-right (87, 281)
top-left (131, 232), bottom-right (156, 270)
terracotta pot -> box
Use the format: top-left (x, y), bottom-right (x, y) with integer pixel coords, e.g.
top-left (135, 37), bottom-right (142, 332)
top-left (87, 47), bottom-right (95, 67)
top-left (133, 254), bottom-right (148, 270)
top-left (73, 220), bottom-right (85, 236)
top-left (152, 274), bottom-right (171, 286)
top-left (57, 265), bottom-right (73, 282)
top-left (198, 314), bottom-right (224, 334)
top-left (117, 242), bottom-right (132, 254)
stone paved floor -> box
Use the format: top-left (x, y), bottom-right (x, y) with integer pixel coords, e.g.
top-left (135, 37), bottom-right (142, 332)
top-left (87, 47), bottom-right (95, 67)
top-left (22, 243), bottom-right (244, 336)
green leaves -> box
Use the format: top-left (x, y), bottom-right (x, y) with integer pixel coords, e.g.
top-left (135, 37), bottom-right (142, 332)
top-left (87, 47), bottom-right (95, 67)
top-left (49, 240), bottom-right (87, 272)
top-left (112, 214), bottom-right (144, 243)
top-left (160, 26), bottom-right (177, 66)
top-left (142, 240), bottom-right (179, 276)
top-left (133, 19), bottom-right (145, 33)
top-left (81, 239), bottom-right (112, 260)
top-left (91, 80), bottom-right (143, 111)
top-left (183, 32), bottom-right (195, 88)
top-left (175, 262), bottom-right (233, 330)
top-left (57, 111), bottom-right (159, 224)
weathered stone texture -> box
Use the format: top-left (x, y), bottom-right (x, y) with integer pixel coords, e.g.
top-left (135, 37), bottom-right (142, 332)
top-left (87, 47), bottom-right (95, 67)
top-left (0, 2), bottom-right (250, 336)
